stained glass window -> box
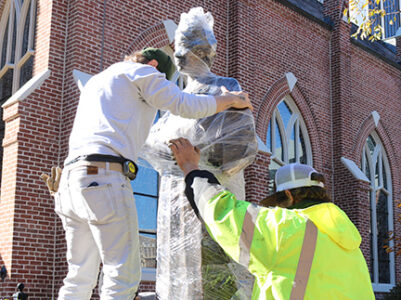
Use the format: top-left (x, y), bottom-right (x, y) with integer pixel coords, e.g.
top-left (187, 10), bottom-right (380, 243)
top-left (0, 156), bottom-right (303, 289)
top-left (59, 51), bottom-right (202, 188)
top-left (0, 69), bottom-right (13, 103)
top-left (266, 95), bottom-right (312, 193)
top-left (21, 1), bottom-right (31, 56)
top-left (362, 132), bottom-right (394, 289)
top-left (19, 54), bottom-right (33, 87)
top-left (0, 0), bottom-right (36, 95)
top-left (10, 9), bottom-right (16, 64)
top-left (1, 19), bottom-right (9, 69)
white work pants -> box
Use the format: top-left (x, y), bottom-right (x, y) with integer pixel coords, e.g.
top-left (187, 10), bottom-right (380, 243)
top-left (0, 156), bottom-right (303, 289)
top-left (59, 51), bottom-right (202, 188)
top-left (55, 165), bottom-right (141, 300)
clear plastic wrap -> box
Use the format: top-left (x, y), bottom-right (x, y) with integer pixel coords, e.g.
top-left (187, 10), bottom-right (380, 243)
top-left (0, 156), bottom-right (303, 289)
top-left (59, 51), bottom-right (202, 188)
top-left (141, 109), bottom-right (256, 195)
top-left (139, 7), bottom-right (258, 300)
top-left (173, 7), bottom-right (217, 79)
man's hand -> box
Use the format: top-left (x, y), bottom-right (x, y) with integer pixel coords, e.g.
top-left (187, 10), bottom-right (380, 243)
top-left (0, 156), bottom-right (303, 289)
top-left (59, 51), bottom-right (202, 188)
top-left (221, 86), bottom-right (251, 109)
top-left (40, 166), bottom-right (62, 196)
top-left (169, 138), bottom-right (200, 176)
top-left (216, 86), bottom-right (253, 112)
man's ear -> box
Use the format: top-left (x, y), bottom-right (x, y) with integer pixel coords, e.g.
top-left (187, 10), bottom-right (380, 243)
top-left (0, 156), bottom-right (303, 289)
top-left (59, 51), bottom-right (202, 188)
top-left (147, 59), bottom-right (158, 68)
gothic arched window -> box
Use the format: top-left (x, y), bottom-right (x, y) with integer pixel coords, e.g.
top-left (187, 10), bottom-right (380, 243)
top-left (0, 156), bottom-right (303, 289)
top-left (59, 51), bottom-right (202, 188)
top-left (361, 132), bottom-right (395, 291)
top-left (0, 0), bottom-right (36, 102)
top-left (266, 95), bottom-right (313, 188)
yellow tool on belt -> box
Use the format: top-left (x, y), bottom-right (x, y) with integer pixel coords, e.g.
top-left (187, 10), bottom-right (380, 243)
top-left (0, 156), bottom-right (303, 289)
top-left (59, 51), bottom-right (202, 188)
top-left (123, 160), bottom-right (137, 180)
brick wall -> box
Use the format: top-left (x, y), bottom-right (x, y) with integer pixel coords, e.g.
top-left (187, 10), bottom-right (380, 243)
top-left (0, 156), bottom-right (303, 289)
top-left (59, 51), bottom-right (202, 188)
top-left (0, 0), bottom-right (400, 298)
top-left (0, 0), bottom-right (64, 297)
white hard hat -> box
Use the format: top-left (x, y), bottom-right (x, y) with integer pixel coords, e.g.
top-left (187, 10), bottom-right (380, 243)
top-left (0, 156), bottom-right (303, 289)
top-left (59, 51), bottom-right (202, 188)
top-left (275, 163), bottom-right (325, 192)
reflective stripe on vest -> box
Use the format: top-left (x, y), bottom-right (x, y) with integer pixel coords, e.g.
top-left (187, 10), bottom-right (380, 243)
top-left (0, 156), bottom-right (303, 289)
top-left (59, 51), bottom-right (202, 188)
top-left (290, 219), bottom-right (318, 300)
top-left (239, 203), bottom-right (260, 267)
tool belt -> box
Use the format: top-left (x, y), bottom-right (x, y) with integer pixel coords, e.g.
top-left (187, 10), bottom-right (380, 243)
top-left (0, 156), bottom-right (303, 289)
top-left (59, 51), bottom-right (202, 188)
top-left (65, 154), bottom-right (138, 180)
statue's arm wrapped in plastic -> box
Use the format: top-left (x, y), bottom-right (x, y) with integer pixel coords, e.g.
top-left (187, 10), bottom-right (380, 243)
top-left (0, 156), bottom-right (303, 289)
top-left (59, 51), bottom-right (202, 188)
top-left (139, 101), bottom-right (257, 179)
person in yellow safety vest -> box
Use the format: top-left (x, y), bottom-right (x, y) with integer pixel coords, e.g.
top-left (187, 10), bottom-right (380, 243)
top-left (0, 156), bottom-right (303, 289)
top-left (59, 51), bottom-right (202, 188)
top-left (168, 137), bottom-right (375, 300)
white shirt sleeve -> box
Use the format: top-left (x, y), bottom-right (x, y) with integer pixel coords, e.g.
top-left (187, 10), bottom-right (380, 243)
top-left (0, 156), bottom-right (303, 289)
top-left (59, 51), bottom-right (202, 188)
top-left (132, 65), bottom-right (217, 119)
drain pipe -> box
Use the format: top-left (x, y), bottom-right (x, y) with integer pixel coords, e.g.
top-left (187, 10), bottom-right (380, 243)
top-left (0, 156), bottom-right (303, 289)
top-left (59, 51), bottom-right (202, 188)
top-left (328, 22), bottom-right (335, 202)
top-left (100, 0), bottom-right (107, 71)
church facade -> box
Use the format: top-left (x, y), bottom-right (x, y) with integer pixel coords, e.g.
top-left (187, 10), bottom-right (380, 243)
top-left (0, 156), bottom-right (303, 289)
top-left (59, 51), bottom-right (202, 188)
top-left (0, 0), bottom-right (400, 298)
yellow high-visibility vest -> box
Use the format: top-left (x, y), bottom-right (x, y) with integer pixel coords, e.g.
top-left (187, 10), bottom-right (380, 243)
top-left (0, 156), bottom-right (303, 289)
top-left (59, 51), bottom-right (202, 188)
top-left (192, 177), bottom-right (375, 300)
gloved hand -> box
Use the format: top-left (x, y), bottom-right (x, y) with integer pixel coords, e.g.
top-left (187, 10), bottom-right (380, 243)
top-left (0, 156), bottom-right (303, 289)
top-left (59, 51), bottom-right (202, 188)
top-left (40, 166), bottom-right (62, 196)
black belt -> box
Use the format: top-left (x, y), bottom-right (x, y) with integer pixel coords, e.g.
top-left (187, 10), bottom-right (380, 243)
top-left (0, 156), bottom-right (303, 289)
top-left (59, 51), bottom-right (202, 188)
top-left (65, 154), bottom-right (126, 166)
top-left (65, 154), bottom-right (138, 180)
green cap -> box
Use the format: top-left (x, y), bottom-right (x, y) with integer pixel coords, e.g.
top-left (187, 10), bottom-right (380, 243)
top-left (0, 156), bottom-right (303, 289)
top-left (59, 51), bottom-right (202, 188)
top-left (141, 47), bottom-right (176, 81)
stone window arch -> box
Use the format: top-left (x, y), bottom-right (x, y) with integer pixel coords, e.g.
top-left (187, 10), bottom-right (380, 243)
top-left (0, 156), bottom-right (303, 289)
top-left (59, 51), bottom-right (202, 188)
top-left (255, 73), bottom-right (319, 194)
top-left (361, 131), bottom-right (395, 291)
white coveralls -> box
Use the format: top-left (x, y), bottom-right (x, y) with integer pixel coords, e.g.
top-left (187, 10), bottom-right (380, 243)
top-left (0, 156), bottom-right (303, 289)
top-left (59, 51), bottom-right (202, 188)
top-left (56, 61), bottom-right (216, 300)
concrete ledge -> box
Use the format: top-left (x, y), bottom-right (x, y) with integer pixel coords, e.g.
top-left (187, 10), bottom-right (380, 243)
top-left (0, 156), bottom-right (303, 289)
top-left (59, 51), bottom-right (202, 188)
top-left (2, 69), bottom-right (51, 108)
top-left (341, 157), bottom-right (369, 182)
top-left (138, 292), bottom-right (156, 300)
top-left (72, 69), bottom-right (92, 91)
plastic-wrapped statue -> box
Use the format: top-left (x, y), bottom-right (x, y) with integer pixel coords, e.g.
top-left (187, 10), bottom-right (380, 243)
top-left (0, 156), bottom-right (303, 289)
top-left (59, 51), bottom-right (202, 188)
top-left (140, 7), bottom-right (257, 300)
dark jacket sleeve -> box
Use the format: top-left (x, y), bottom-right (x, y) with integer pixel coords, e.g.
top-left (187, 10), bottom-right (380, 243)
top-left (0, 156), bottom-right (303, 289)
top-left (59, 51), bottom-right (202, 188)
top-left (184, 170), bottom-right (220, 218)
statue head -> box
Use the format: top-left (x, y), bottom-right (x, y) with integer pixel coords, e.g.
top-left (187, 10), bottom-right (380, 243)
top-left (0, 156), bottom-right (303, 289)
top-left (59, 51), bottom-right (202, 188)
top-left (174, 7), bottom-right (217, 76)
